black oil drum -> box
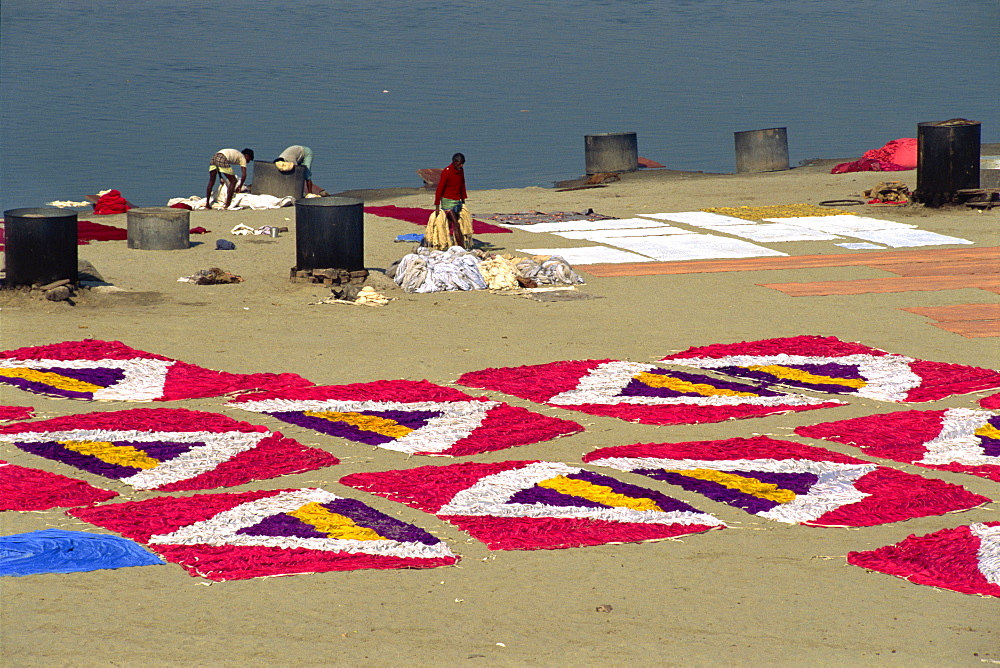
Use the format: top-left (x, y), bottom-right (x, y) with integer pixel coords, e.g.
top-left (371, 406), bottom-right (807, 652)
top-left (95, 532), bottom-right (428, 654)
top-left (3, 207), bottom-right (78, 287)
top-left (294, 196), bottom-right (364, 271)
top-left (914, 119), bottom-right (981, 207)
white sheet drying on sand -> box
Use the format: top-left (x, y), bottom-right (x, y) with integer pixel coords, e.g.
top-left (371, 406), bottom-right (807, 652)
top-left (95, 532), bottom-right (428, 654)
top-left (166, 193), bottom-right (295, 210)
top-left (693, 223), bottom-right (843, 242)
top-left (836, 242), bottom-right (885, 250)
top-left (599, 234), bottom-right (788, 261)
top-left (762, 215), bottom-right (916, 234)
top-left (640, 211), bottom-right (750, 226)
top-left (845, 228), bottom-right (974, 247)
top-left (504, 218), bottom-right (669, 233)
top-left (515, 246), bottom-right (653, 264)
top-left (554, 226), bottom-right (693, 241)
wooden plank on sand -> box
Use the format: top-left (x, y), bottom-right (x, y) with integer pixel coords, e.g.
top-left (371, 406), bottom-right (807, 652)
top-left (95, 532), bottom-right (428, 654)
top-left (931, 320), bottom-right (1000, 338)
top-left (869, 259), bottom-right (1000, 277)
top-left (577, 247), bottom-right (998, 277)
top-left (759, 274), bottom-right (1000, 296)
top-left (901, 303), bottom-right (1000, 322)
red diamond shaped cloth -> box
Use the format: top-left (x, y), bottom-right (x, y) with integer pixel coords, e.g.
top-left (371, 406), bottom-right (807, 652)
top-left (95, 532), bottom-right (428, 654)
top-left (0, 340), bottom-right (313, 401)
top-left (0, 408), bottom-right (338, 491)
top-left (340, 460), bottom-right (726, 550)
top-left (1, 460), bottom-right (117, 511)
top-left (227, 380), bottom-right (583, 456)
top-left (582, 437), bottom-right (990, 527)
top-left (797, 408), bottom-right (1000, 483)
top-left (660, 335), bottom-right (1000, 403)
top-left (68, 488), bottom-right (458, 580)
top-left (848, 522), bottom-right (1000, 597)
top-left (456, 359), bottom-right (844, 425)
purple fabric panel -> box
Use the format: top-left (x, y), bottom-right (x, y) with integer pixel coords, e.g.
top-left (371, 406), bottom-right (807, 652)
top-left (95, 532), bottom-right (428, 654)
top-left (237, 513), bottom-right (328, 539)
top-left (508, 484), bottom-right (611, 509)
top-left (714, 363), bottom-right (864, 394)
top-left (13, 441), bottom-right (141, 479)
top-left (267, 410), bottom-right (440, 446)
top-left (129, 441), bottom-right (195, 462)
top-left (717, 470), bottom-right (820, 496)
top-left (321, 498), bottom-right (440, 545)
top-left (634, 468), bottom-right (783, 515)
top-left (621, 368), bottom-right (780, 399)
top-left (0, 376), bottom-right (95, 400)
top-left (979, 418), bottom-right (1000, 457)
top-left (44, 366), bottom-right (126, 387)
top-left (566, 469), bottom-right (702, 514)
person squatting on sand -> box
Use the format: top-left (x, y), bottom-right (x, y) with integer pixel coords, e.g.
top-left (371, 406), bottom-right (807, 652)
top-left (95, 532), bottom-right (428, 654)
top-left (274, 145), bottom-right (314, 196)
top-left (205, 148), bottom-right (254, 209)
top-left (434, 152), bottom-right (469, 248)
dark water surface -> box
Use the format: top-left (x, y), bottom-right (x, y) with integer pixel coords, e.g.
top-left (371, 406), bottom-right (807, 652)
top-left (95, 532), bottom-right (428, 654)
top-left (2, 0), bottom-right (997, 211)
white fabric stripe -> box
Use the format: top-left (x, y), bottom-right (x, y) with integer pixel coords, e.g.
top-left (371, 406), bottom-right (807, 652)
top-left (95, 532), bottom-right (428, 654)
top-left (639, 211), bottom-right (751, 226)
top-left (971, 523), bottom-right (1000, 586)
top-left (661, 353), bottom-right (922, 402)
top-left (437, 462), bottom-right (725, 526)
top-left (586, 456), bottom-right (873, 476)
top-left (0, 357), bottom-right (174, 401)
top-left (920, 408), bottom-right (1000, 466)
top-left (148, 488), bottom-right (455, 560)
top-left (588, 456), bottom-right (875, 524)
top-left (545, 360), bottom-right (839, 407)
top-left (229, 398), bottom-right (498, 454)
top-left (2, 427), bottom-right (269, 489)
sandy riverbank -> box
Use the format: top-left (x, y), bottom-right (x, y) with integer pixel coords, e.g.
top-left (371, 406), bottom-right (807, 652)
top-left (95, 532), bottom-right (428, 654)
top-left (1, 159), bottom-right (998, 665)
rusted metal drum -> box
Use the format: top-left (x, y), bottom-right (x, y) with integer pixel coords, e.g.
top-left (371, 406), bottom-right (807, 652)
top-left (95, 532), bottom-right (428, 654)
top-left (252, 160), bottom-right (306, 199)
top-left (127, 207), bottom-right (190, 250)
top-left (734, 127), bottom-right (789, 173)
top-left (585, 132), bottom-right (639, 174)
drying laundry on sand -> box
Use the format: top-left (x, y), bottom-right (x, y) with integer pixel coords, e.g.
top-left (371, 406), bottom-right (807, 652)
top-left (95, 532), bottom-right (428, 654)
top-left (478, 210), bottom-right (615, 226)
top-left (389, 247), bottom-right (584, 293)
top-left (167, 192), bottom-right (295, 211)
top-left (831, 138), bottom-right (917, 174)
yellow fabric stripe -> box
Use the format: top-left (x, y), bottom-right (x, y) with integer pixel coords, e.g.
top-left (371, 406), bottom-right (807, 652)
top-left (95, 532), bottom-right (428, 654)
top-left (666, 468), bottom-right (797, 503)
top-left (974, 423), bottom-right (1000, 441)
top-left (288, 502), bottom-right (386, 541)
top-left (304, 410), bottom-right (414, 439)
top-left (635, 371), bottom-right (758, 397)
top-left (0, 368), bottom-right (103, 393)
top-left (538, 475), bottom-right (662, 512)
top-left (59, 440), bottom-right (159, 470)
top-left (746, 364), bottom-right (867, 389)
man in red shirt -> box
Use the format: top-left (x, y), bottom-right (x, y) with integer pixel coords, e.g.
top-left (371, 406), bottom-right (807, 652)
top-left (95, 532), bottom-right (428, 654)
top-left (434, 153), bottom-right (468, 247)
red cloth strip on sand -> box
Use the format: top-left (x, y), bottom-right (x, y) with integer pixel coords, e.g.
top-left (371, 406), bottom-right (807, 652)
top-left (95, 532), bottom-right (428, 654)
top-left (365, 205), bottom-right (510, 234)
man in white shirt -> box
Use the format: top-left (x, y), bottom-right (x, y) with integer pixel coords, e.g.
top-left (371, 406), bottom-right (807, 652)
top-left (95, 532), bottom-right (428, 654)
top-left (205, 148), bottom-right (254, 209)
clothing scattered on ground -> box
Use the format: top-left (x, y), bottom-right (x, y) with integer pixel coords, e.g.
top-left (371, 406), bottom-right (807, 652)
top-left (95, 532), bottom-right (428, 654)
top-left (215, 240), bottom-right (236, 250)
top-left (831, 138), bottom-right (917, 174)
top-left (0, 220), bottom-right (127, 251)
top-left (167, 192), bottom-right (294, 210)
top-left (477, 210), bottom-right (615, 225)
top-left (395, 233), bottom-right (424, 243)
top-left (178, 267), bottom-right (243, 283)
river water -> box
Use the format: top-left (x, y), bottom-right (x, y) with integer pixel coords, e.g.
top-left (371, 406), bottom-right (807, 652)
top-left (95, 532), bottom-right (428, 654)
top-left (1, 0), bottom-right (997, 212)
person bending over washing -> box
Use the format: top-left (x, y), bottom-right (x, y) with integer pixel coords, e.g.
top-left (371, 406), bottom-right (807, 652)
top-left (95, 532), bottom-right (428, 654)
top-left (434, 152), bottom-right (468, 248)
top-left (205, 148), bottom-right (254, 209)
top-left (275, 145), bottom-right (314, 196)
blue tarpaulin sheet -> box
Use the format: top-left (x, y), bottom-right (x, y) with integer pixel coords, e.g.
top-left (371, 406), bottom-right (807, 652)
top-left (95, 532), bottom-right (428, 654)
top-left (0, 528), bottom-right (164, 576)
